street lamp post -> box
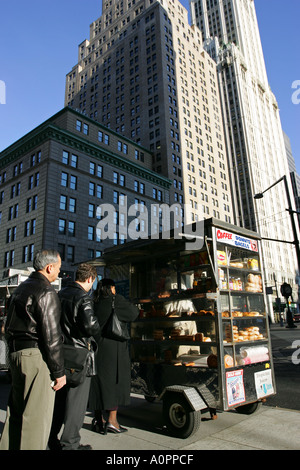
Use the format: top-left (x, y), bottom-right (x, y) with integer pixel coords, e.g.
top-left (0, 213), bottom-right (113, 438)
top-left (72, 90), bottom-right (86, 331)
top-left (254, 175), bottom-right (300, 328)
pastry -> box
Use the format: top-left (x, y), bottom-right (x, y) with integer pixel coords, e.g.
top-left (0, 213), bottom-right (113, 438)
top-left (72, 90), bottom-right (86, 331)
top-left (224, 354), bottom-right (234, 368)
top-left (207, 354), bottom-right (218, 368)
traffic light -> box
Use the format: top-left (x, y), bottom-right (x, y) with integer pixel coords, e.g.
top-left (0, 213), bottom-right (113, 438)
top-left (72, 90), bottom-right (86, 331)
top-left (280, 282), bottom-right (292, 299)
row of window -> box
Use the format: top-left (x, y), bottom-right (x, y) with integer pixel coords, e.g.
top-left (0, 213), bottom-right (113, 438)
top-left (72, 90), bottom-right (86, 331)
top-left (3, 243), bottom-right (104, 267)
top-left (74, 120), bottom-right (144, 161)
top-left (60, 165), bottom-right (163, 200)
top-left (0, 172), bottom-right (39, 206)
top-left (0, 151), bottom-right (41, 186)
top-left (4, 244), bottom-right (35, 267)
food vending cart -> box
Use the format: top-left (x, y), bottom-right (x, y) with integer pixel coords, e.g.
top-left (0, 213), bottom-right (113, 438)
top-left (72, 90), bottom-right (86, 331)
top-left (99, 218), bottom-right (276, 438)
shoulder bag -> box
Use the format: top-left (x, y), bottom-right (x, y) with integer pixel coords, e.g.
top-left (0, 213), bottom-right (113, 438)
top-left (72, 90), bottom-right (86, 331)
top-left (101, 296), bottom-right (130, 342)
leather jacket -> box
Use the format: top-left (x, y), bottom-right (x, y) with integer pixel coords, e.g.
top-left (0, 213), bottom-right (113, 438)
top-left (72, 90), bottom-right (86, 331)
top-left (5, 271), bottom-right (65, 379)
top-left (58, 281), bottom-right (101, 351)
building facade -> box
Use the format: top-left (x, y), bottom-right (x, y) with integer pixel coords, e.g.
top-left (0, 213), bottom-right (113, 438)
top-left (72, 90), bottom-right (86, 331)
top-left (190, 0), bottom-right (299, 306)
top-left (0, 107), bottom-right (171, 279)
top-left (65, 0), bottom-right (234, 225)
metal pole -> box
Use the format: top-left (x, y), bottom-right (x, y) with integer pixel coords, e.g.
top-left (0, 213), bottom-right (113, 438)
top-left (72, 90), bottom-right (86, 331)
top-left (282, 175), bottom-right (300, 272)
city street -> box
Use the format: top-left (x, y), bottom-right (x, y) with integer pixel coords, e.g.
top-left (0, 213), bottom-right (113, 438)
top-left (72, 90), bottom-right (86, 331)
top-left (0, 322), bottom-right (299, 451)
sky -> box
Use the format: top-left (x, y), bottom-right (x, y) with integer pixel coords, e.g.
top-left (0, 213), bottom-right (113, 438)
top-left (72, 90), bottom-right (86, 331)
top-left (0, 0), bottom-right (299, 171)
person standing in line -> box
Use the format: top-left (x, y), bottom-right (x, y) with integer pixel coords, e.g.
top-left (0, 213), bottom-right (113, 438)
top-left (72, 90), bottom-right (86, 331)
top-left (89, 278), bottom-right (139, 434)
top-left (48, 263), bottom-right (101, 450)
top-left (0, 249), bottom-right (66, 450)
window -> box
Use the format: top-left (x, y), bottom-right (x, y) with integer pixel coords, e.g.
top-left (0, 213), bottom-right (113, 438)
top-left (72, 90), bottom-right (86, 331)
top-left (98, 131), bottom-right (109, 144)
top-left (90, 162), bottom-right (95, 175)
top-left (89, 182), bottom-right (95, 196)
top-left (62, 151), bottom-right (69, 165)
top-left (4, 250), bottom-right (15, 267)
top-left (70, 175), bottom-right (77, 190)
top-left (97, 165), bottom-right (103, 178)
top-left (117, 141), bottom-right (128, 154)
top-left (7, 227), bottom-right (16, 243)
top-left (61, 172), bottom-right (68, 187)
top-left (71, 154), bottom-right (78, 168)
top-left (60, 195), bottom-right (67, 210)
top-left (134, 180), bottom-right (145, 194)
top-left (22, 244), bottom-right (34, 263)
top-left (88, 226), bottom-right (94, 240)
top-left (88, 203), bottom-right (95, 218)
top-left (96, 184), bottom-right (103, 199)
top-left (68, 221), bottom-right (75, 237)
top-left (76, 120), bottom-right (82, 131)
top-left (59, 219), bottom-right (66, 234)
top-left (24, 219), bottom-right (36, 237)
top-left (67, 245), bottom-right (74, 262)
top-left (83, 123), bottom-right (89, 135)
top-left (69, 198), bottom-right (76, 213)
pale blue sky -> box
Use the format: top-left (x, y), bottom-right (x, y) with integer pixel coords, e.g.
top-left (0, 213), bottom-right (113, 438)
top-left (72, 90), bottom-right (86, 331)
top-left (0, 0), bottom-right (299, 171)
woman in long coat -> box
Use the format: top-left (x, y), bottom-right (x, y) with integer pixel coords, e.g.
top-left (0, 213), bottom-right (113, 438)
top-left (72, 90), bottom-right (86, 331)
top-left (89, 278), bottom-right (139, 434)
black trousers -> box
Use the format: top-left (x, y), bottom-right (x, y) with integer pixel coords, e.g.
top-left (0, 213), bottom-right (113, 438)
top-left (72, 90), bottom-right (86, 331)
top-left (49, 376), bottom-right (91, 450)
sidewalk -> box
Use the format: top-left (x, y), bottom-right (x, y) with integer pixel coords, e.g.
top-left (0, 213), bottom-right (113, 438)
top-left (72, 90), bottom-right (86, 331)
top-left (75, 397), bottom-right (300, 451)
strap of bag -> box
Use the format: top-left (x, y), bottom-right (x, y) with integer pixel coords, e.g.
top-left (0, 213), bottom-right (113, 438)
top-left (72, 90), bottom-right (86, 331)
top-left (111, 295), bottom-right (115, 313)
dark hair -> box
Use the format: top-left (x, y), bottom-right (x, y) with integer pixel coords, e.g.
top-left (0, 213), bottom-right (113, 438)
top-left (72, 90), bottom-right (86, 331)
top-left (33, 249), bottom-right (60, 271)
top-left (75, 263), bottom-right (97, 282)
top-left (93, 278), bottom-right (115, 302)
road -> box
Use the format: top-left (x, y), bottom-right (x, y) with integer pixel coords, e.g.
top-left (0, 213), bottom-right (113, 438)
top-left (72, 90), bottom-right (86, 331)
top-left (265, 323), bottom-right (300, 410)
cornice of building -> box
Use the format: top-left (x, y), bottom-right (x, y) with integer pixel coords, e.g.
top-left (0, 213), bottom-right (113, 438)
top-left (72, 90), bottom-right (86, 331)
top-left (0, 111), bottom-right (171, 190)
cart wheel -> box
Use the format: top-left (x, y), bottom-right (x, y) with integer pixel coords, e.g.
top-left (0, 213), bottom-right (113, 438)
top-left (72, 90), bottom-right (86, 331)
top-left (235, 401), bottom-right (262, 415)
top-left (163, 393), bottom-right (201, 438)
top-left (144, 395), bottom-right (156, 403)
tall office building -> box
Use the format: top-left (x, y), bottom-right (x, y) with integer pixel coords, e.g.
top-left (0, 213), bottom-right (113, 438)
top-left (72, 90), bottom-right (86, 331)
top-left (190, 0), bottom-right (299, 306)
top-left (65, 0), bottom-right (234, 226)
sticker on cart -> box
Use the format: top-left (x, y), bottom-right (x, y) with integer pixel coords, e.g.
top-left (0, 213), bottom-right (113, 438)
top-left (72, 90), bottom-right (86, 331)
top-left (226, 369), bottom-right (246, 407)
top-left (254, 369), bottom-right (274, 399)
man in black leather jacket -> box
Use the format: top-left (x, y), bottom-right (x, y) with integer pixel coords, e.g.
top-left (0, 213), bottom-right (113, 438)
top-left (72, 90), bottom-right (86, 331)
top-left (0, 249), bottom-right (66, 450)
top-left (48, 263), bottom-right (101, 451)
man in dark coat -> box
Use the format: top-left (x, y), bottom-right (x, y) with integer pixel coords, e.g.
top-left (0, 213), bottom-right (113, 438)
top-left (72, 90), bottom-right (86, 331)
top-left (89, 278), bottom-right (139, 434)
top-left (48, 263), bottom-right (101, 450)
top-left (0, 249), bottom-right (66, 450)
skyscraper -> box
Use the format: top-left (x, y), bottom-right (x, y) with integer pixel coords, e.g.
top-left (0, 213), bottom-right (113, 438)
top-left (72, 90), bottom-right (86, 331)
top-left (65, 0), bottom-right (234, 225)
top-left (190, 0), bottom-right (299, 307)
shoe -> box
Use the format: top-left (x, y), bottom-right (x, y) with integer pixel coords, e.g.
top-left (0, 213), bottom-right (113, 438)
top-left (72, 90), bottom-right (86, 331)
top-left (91, 418), bottom-right (105, 434)
top-left (76, 444), bottom-right (93, 450)
top-left (48, 438), bottom-right (62, 450)
top-left (104, 422), bottom-right (128, 435)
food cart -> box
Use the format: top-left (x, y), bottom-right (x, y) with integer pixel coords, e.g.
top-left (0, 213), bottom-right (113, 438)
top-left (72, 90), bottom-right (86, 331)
top-left (98, 218), bottom-right (276, 438)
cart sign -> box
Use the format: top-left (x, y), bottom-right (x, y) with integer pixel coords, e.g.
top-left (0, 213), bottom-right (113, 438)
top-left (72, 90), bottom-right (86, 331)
top-left (254, 369), bottom-right (274, 399)
top-left (226, 370), bottom-right (246, 407)
top-left (216, 229), bottom-right (258, 252)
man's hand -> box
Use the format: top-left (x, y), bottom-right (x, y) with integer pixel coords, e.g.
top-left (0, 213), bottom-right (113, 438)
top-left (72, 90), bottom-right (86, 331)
top-left (52, 375), bottom-right (66, 391)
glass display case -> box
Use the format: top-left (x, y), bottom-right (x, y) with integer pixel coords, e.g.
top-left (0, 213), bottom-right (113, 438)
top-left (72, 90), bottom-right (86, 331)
top-left (99, 218), bottom-right (276, 438)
